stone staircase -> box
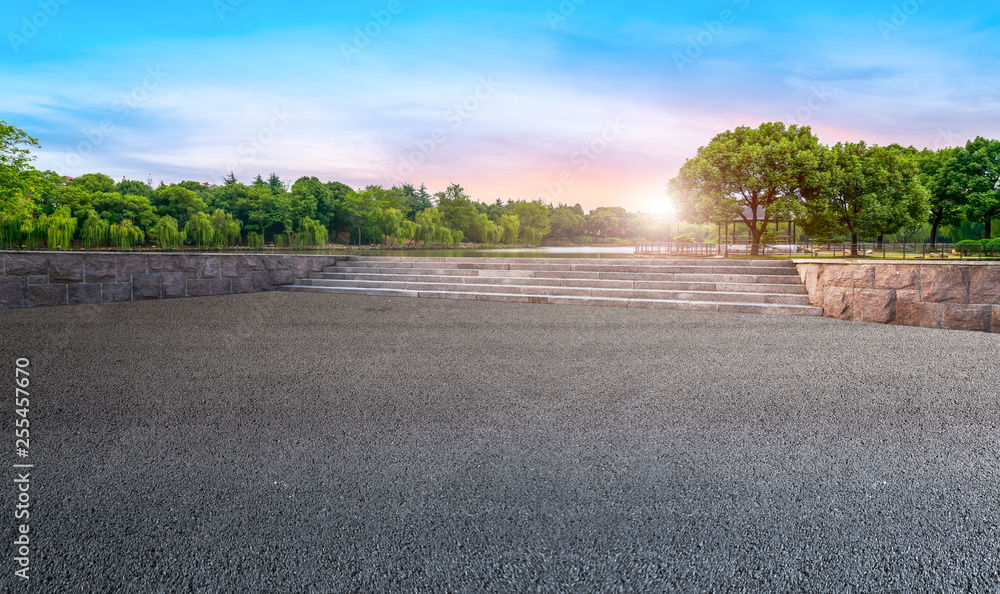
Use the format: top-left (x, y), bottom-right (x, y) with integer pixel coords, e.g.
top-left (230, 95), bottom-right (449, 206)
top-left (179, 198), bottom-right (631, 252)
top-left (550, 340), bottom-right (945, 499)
top-left (282, 256), bottom-right (821, 316)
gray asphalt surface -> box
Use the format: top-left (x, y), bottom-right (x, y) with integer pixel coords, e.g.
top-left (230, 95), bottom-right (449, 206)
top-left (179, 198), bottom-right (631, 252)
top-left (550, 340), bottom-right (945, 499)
top-left (1, 292), bottom-right (999, 592)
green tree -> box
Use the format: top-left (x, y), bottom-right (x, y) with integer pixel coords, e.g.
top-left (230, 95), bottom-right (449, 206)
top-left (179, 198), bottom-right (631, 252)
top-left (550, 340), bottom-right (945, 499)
top-left (956, 137), bottom-right (1000, 239)
top-left (509, 200), bottom-right (551, 243)
top-left (115, 179), bottom-right (154, 198)
top-left (184, 211), bottom-right (215, 248)
top-left (93, 193), bottom-right (159, 229)
top-left (917, 147), bottom-right (968, 246)
top-left (550, 205), bottom-right (586, 240)
top-left (436, 183), bottom-right (479, 236)
top-left (0, 122), bottom-right (43, 246)
top-left (498, 214), bottom-right (520, 244)
top-left (152, 215), bottom-right (185, 249)
top-left (152, 185), bottom-right (208, 227)
top-left (803, 142), bottom-right (928, 254)
top-left (69, 173), bottom-right (115, 194)
top-left (668, 122), bottom-right (826, 255)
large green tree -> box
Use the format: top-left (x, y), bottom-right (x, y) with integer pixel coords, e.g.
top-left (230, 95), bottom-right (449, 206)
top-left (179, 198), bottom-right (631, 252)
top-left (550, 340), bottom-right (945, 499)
top-left (956, 137), bottom-right (1000, 239)
top-left (668, 122), bottom-right (826, 255)
top-left (917, 147), bottom-right (968, 246)
top-left (803, 142), bottom-right (928, 254)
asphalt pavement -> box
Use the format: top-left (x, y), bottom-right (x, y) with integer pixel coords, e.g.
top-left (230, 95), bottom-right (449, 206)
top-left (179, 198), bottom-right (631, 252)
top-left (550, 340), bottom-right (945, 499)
top-left (1, 292), bottom-right (999, 592)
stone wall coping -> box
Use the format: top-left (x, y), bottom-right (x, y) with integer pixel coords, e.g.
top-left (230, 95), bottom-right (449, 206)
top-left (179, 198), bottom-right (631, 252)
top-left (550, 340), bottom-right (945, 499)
top-left (791, 259), bottom-right (1000, 266)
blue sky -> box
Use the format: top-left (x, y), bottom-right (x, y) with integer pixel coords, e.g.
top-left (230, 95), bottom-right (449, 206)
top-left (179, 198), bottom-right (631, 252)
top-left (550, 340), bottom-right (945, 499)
top-left (2, 0), bottom-right (998, 212)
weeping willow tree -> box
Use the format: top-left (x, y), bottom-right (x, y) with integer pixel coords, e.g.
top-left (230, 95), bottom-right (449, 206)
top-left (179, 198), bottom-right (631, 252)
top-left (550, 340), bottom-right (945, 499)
top-left (184, 211), bottom-right (215, 248)
top-left (153, 215), bottom-right (185, 249)
top-left (110, 219), bottom-right (145, 251)
top-left (293, 217), bottom-right (328, 247)
top-left (210, 209), bottom-right (241, 247)
top-left (247, 231), bottom-right (264, 248)
top-left (392, 219), bottom-right (417, 247)
top-left (451, 229), bottom-right (463, 248)
top-left (80, 211), bottom-right (110, 248)
top-left (44, 207), bottom-right (77, 250)
top-left (274, 234), bottom-right (288, 247)
top-left (522, 227), bottom-right (543, 246)
top-left (480, 219), bottom-right (502, 245)
top-left (499, 214), bottom-right (520, 244)
top-left (0, 213), bottom-right (28, 249)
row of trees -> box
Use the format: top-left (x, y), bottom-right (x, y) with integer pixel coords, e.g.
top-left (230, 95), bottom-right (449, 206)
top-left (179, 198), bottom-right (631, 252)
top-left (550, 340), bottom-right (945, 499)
top-left (668, 122), bottom-right (1000, 255)
top-left (0, 121), bottom-right (694, 251)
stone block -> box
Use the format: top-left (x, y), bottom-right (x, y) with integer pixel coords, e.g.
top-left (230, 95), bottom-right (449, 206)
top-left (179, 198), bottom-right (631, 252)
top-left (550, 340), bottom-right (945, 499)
top-left (251, 271), bottom-right (272, 291)
top-left (896, 301), bottom-right (943, 329)
top-left (48, 254), bottom-right (84, 283)
top-left (822, 286), bottom-right (854, 320)
top-left (821, 265), bottom-right (875, 288)
top-left (969, 267), bottom-right (1000, 305)
top-left (220, 257), bottom-right (239, 278)
top-left (895, 289), bottom-right (920, 303)
top-left (942, 304), bottom-right (992, 333)
top-left (101, 283), bottom-right (132, 303)
top-left (29, 284), bottom-right (67, 307)
top-left (994, 306), bottom-right (1000, 334)
top-left (197, 256), bottom-right (222, 279)
top-left (263, 256), bottom-right (291, 270)
top-left (149, 254), bottom-right (197, 273)
top-left (270, 269), bottom-right (295, 286)
top-left (0, 276), bottom-right (29, 308)
top-left (186, 279), bottom-right (212, 297)
top-left (132, 273), bottom-right (162, 300)
top-left (84, 255), bottom-right (117, 283)
top-left (4, 253), bottom-right (48, 275)
top-left (68, 283), bottom-right (103, 305)
top-left (920, 267), bottom-right (969, 304)
top-left (161, 272), bottom-right (188, 298)
top-left (116, 255), bottom-right (148, 281)
top-left (27, 275), bottom-right (48, 285)
top-left (232, 277), bottom-right (253, 294)
top-left (238, 256), bottom-right (264, 275)
top-left (293, 258), bottom-right (312, 280)
top-left (855, 288), bottom-right (896, 324)
top-left (796, 264), bottom-right (824, 307)
top-left (210, 278), bottom-right (232, 295)
top-left (874, 265), bottom-right (920, 290)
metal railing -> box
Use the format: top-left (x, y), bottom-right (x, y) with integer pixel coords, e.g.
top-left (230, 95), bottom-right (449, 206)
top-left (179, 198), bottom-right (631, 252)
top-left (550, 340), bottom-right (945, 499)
top-left (636, 241), bottom-right (997, 260)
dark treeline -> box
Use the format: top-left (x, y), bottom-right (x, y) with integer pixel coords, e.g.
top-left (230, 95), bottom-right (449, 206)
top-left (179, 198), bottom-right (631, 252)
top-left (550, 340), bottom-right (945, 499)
top-left (0, 122), bottom-right (686, 251)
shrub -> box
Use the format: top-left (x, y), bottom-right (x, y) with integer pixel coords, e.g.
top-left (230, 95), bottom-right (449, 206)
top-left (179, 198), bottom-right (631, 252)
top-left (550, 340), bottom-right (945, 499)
top-left (675, 234), bottom-right (695, 243)
top-left (955, 239), bottom-right (982, 254)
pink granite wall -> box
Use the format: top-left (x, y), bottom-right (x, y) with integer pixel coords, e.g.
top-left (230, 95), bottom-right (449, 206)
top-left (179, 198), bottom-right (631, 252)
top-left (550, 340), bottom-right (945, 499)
top-left (795, 261), bottom-right (1000, 333)
top-left (0, 252), bottom-right (350, 310)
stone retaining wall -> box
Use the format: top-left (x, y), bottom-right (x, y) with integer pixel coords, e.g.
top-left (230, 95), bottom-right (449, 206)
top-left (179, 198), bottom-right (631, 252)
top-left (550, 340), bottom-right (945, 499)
top-left (794, 261), bottom-right (1000, 333)
top-left (0, 251), bottom-right (350, 310)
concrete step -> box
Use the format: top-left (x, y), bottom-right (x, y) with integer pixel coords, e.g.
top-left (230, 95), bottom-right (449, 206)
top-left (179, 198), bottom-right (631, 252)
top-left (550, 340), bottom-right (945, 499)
top-left (281, 284), bottom-right (822, 316)
top-left (345, 256), bottom-right (797, 268)
top-left (329, 262), bottom-right (801, 277)
top-left (326, 266), bottom-right (804, 285)
top-left (293, 279), bottom-right (813, 305)
top-left (306, 273), bottom-right (809, 295)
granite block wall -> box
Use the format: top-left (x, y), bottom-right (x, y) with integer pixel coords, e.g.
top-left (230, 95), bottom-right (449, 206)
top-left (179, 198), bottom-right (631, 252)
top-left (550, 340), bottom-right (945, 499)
top-left (795, 261), bottom-right (1000, 333)
top-left (0, 252), bottom-right (350, 310)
